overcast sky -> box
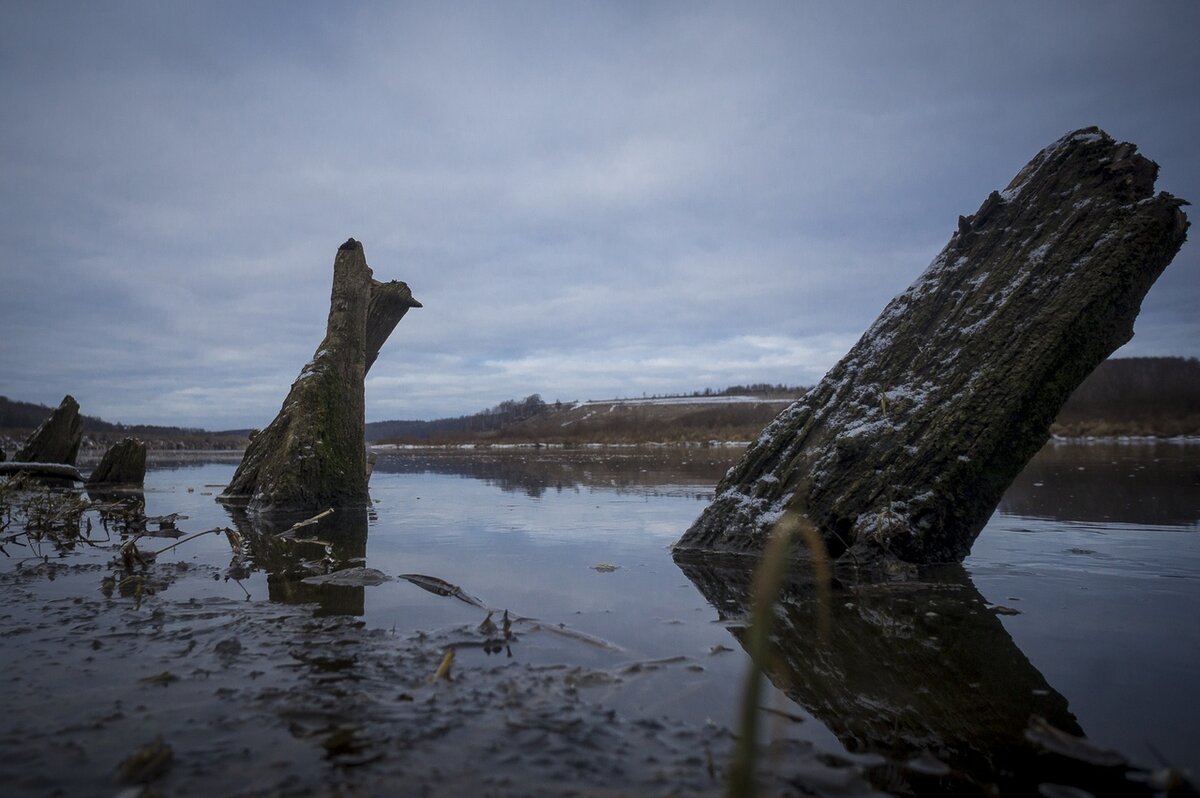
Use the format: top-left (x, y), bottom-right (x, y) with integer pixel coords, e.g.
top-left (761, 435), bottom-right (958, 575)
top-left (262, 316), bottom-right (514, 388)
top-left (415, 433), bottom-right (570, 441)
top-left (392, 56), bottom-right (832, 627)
top-left (2, 2), bottom-right (1197, 429)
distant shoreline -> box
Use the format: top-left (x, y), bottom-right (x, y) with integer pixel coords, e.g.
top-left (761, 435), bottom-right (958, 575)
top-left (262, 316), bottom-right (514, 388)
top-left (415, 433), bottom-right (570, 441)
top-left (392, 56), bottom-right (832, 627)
top-left (9, 423), bottom-right (1199, 462)
top-left (5, 355), bottom-right (1198, 454)
top-left (369, 433), bottom-right (1200, 451)
top-left (39, 426), bottom-right (1200, 461)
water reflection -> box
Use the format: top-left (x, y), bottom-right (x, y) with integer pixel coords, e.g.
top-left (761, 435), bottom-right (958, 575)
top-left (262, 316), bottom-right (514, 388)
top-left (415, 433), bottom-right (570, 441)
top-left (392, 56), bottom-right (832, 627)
top-left (678, 558), bottom-right (1158, 795)
top-left (224, 506), bottom-right (370, 616)
top-left (1000, 441), bottom-right (1200, 526)
top-left (372, 447), bottom-right (742, 499)
top-left (86, 486), bottom-right (145, 506)
top-left (192, 443), bottom-right (1199, 786)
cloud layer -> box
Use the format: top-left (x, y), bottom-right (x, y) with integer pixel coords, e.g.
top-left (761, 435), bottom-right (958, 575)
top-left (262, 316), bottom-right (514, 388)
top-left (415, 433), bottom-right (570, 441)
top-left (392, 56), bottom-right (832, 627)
top-left (2, 2), bottom-right (1197, 428)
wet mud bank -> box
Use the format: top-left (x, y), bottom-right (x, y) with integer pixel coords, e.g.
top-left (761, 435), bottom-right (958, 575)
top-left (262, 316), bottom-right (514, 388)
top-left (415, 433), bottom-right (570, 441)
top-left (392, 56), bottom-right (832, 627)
top-left (3, 443), bottom-right (1197, 796)
top-left (0, 502), bottom-right (876, 797)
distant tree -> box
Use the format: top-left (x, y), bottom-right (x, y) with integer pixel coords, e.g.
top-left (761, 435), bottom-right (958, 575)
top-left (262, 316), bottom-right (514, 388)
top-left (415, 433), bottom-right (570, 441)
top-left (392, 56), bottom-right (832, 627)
top-left (1058, 357), bottom-right (1200, 423)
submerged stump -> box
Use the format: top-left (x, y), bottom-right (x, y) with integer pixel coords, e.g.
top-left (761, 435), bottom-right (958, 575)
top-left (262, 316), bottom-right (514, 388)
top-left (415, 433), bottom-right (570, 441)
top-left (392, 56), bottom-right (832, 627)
top-left (675, 127), bottom-right (1189, 566)
top-left (221, 239), bottom-right (420, 512)
top-left (87, 437), bottom-right (147, 487)
top-left (14, 394), bottom-right (84, 465)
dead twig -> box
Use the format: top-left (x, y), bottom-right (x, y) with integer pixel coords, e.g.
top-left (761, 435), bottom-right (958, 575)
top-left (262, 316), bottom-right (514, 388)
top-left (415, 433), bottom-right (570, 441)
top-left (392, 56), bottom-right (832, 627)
top-left (285, 508), bottom-right (334, 533)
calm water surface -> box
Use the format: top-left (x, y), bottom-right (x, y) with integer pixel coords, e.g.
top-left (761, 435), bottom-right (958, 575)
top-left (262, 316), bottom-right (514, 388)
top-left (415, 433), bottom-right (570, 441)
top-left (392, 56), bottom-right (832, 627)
top-left (5, 441), bottom-right (1197, 793)
top-left (372, 443), bottom-right (1200, 776)
top-left (973, 440), bottom-right (1200, 772)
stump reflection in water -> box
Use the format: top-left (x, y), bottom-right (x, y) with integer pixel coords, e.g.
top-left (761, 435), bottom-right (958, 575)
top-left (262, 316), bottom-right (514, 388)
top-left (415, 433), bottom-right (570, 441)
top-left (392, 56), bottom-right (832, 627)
top-left (224, 506), bottom-right (370, 616)
top-left (676, 558), bottom-right (1148, 795)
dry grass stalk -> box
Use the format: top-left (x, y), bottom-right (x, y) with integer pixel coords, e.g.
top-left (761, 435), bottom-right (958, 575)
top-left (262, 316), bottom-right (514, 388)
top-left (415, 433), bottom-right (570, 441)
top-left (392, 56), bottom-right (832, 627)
top-left (728, 509), bottom-right (831, 797)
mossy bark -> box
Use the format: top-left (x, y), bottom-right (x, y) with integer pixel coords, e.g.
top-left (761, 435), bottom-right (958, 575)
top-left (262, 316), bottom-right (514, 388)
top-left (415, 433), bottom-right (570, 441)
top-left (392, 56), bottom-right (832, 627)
top-left (221, 239), bottom-right (420, 512)
top-left (15, 395), bottom-right (84, 465)
top-left (674, 128), bottom-right (1189, 566)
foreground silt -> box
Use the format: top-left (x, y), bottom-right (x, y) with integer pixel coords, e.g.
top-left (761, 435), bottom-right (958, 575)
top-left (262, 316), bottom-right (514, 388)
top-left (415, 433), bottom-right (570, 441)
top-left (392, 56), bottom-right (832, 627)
top-left (674, 127), bottom-right (1189, 565)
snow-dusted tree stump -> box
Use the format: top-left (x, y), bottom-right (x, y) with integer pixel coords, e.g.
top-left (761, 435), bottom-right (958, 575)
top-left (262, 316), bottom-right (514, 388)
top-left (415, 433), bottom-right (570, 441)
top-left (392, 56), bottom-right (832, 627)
top-left (14, 395), bottom-right (84, 465)
top-left (221, 239), bottom-right (420, 512)
top-left (675, 128), bottom-right (1189, 566)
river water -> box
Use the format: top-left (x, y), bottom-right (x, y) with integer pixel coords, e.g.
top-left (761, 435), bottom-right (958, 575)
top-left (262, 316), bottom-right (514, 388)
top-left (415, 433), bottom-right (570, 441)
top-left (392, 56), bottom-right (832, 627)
top-left (0, 440), bottom-right (1196, 795)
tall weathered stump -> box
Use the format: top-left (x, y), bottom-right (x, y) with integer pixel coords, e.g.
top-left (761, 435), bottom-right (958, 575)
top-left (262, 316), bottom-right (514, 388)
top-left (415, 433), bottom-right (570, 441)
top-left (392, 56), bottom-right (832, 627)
top-left (221, 239), bottom-right (420, 512)
top-left (15, 395), bottom-right (84, 465)
top-left (674, 128), bottom-right (1189, 566)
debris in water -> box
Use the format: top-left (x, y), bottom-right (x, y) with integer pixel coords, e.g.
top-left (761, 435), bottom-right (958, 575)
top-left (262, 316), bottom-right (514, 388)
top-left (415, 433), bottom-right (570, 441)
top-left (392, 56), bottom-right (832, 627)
top-left (1024, 715), bottom-right (1128, 768)
top-left (320, 726), bottom-right (382, 766)
top-left (215, 637), bottom-right (243, 658)
top-left (222, 526), bottom-right (243, 551)
top-left (117, 736), bottom-right (173, 784)
top-left (301, 566), bottom-right (391, 587)
top-left (398, 573), bottom-right (486, 608)
top-left (520, 620), bottom-right (624, 652)
top-left (904, 751), bottom-right (951, 776)
top-left (139, 671), bottom-right (179, 686)
top-left (144, 513), bottom-right (186, 530)
top-left (286, 508), bottom-right (334, 533)
top-left (119, 538), bottom-right (153, 570)
top-left (591, 562), bottom-right (620, 572)
top-left (758, 705), bottom-right (807, 724)
top-left (432, 648), bottom-right (455, 683)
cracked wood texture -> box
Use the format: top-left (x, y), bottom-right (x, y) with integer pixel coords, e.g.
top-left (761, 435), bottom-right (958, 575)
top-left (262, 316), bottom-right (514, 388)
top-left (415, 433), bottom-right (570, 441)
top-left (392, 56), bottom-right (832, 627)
top-left (674, 128), bottom-right (1189, 566)
top-left (221, 239), bottom-right (420, 512)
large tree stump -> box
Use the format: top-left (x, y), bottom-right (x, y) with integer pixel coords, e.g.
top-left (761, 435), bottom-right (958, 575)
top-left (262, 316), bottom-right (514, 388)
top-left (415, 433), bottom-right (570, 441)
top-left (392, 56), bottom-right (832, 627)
top-left (14, 395), bottom-right (84, 465)
top-left (87, 437), bottom-right (147, 487)
top-left (221, 239), bottom-right (420, 512)
top-left (675, 128), bottom-right (1189, 566)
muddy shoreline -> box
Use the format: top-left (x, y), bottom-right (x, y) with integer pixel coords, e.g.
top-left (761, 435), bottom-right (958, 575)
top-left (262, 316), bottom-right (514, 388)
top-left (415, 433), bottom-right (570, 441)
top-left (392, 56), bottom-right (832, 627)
top-left (0, 545), bottom-right (877, 797)
top-left (3, 445), bottom-right (1197, 796)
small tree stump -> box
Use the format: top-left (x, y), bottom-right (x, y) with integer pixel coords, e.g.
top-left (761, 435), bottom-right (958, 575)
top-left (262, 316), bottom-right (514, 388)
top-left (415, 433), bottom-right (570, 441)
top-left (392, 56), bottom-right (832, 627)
top-left (87, 437), bottom-right (147, 486)
top-left (14, 395), bottom-right (84, 465)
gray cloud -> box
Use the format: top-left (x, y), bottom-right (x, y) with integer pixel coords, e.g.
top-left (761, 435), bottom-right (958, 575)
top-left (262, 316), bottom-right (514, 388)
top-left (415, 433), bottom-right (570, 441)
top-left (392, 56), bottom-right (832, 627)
top-left (2, 1), bottom-right (1197, 428)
